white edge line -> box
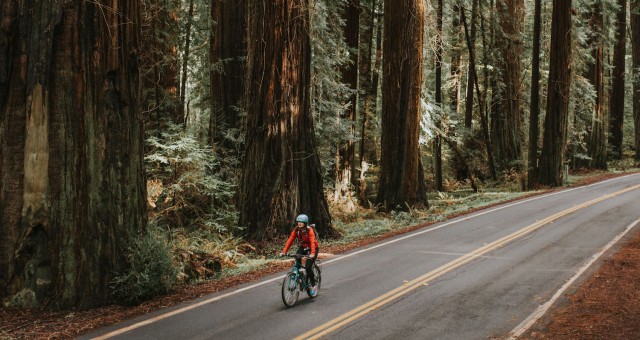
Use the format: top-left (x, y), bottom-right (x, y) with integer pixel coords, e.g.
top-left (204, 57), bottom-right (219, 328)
top-left (93, 173), bottom-right (640, 339)
top-left (508, 216), bottom-right (640, 339)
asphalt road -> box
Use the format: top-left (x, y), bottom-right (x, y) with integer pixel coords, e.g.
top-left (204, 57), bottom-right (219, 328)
top-left (85, 174), bottom-right (640, 340)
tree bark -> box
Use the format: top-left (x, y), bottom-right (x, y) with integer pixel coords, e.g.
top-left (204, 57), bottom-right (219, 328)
top-left (538, 0), bottom-right (573, 187)
top-left (632, 0), bottom-right (640, 160)
top-left (209, 0), bottom-right (246, 151)
top-left (492, 0), bottom-right (525, 171)
top-left (240, 0), bottom-right (337, 239)
top-left (0, 0), bottom-right (146, 309)
top-left (608, 0), bottom-right (626, 160)
top-left (528, 0), bottom-right (542, 187)
top-left (377, 0), bottom-right (428, 210)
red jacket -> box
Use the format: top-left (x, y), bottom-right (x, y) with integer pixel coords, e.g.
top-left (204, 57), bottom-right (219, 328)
top-left (282, 226), bottom-right (318, 256)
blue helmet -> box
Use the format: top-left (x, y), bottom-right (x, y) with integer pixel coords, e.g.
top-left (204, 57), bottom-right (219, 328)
top-left (296, 214), bottom-right (309, 224)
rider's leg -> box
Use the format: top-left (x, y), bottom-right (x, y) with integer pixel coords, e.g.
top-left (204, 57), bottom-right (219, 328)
top-left (305, 247), bottom-right (318, 286)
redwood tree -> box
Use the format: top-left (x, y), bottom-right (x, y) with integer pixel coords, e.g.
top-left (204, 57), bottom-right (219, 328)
top-left (377, 0), bottom-right (428, 210)
top-left (209, 0), bottom-right (246, 150)
top-left (240, 0), bottom-right (337, 239)
top-left (537, 0), bottom-right (573, 186)
top-left (609, 0), bottom-right (626, 160)
top-left (492, 0), bottom-right (525, 170)
top-left (0, 0), bottom-right (146, 308)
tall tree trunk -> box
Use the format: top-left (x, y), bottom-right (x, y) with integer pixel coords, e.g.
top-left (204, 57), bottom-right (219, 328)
top-left (209, 0), bottom-right (246, 151)
top-left (609, 0), bottom-right (626, 160)
top-left (464, 0), bottom-right (478, 130)
top-left (586, 2), bottom-right (607, 169)
top-left (377, 0), bottom-right (428, 210)
top-left (335, 0), bottom-right (360, 205)
top-left (528, 0), bottom-right (542, 187)
top-left (632, 0), bottom-right (640, 160)
top-left (538, 0), bottom-right (573, 187)
top-left (0, 0), bottom-right (146, 309)
top-left (141, 0), bottom-right (180, 133)
top-left (180, 0), bottom-right (195, 128)
top-left (240, 0), bottom-right (337, 239)
top-left (434, 0), bottom-right (444, 192)
top-left (492, 0), bottom-right (525, 171)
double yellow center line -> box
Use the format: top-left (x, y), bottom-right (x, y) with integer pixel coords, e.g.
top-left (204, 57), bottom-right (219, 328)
top-left (295, 184), bottom-right (640, 340)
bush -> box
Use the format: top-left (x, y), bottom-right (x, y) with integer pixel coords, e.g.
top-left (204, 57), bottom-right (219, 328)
top-left (111, 228), bottom-right (177, 306)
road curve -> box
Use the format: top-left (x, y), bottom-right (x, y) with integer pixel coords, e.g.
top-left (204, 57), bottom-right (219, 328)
top-left (85, 173), bottom-right (640, 340)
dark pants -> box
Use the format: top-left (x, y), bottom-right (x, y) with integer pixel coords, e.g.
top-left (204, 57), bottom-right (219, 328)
top-left (296, 246), bottom-right (318, 286)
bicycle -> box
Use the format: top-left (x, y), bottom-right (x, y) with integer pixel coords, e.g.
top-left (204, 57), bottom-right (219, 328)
top-left (281, 253), bottom-right (322, 307)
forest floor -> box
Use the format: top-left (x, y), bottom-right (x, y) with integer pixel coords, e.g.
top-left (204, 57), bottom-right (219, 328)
top-left (1, 172), bottom-right (640, 339)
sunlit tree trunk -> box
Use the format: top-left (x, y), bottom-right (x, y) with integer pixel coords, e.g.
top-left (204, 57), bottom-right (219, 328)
top-left (538, 0), bottom-right (572, 187)
top-left (377, 0), bottom-right (428, 210)
top-left (0, 0), bottom-right (146, 309)
top-left (609, 0), bottom-right (626, 160)
top-left (240, 0), bottom-right (337, 239)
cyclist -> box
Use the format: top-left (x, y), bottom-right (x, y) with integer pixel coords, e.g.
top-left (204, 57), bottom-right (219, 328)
top-left (280, 214), bottom-right (319, 296)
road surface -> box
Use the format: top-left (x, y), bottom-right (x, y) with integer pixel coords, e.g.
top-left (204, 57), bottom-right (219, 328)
top-left (85, 174), bottom-right (640, 340)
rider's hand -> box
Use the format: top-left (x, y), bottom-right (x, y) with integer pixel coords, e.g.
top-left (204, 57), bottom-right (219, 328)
top-left (279, 252), bottom-right (285, 257)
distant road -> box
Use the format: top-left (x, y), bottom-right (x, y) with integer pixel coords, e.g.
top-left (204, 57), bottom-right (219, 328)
top-left (85, 174), bottom-right (640, 340)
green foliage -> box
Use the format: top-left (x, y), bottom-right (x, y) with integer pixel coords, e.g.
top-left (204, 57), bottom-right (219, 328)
top-left (111, 228), bottom-right (177, 306)
top-left (310, 0), bottom-right (353, 179)
top-left (170, 229), bottom-right (252, 283)
top-left (146, 126), bottom-right (238, 233)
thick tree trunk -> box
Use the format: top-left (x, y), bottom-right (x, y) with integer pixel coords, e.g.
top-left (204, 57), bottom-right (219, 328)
top-left (586, 2), bottom-right (607, 169)
top-left (492, 0), bottom-right (525, 171)
top-left (538, 0), bottom-right (572, 187)
top-left (377, 0), bottom-right (428, 210)
top-left (528, 0), bottom-right (542, 187)
top-left (209, 0), bottom-right (246, 151)
top-left (632, 0), bottom-right (640, 160)
top-left (335, 0), bottom-right (360, 205)
top-left (141, 0), bottom-right (180, 133)
top-left (608, 0), bottom-right (626, 160)
top-left (0, 0), bottom-right (146, 309)
top-left (240, 0), bottom-right (337, 239)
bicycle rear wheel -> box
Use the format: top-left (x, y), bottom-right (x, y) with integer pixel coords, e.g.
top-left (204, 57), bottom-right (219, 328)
top-left (282, 272), bottom-right (299, 307)
top-left (306, 264), bottom-right (321, 298)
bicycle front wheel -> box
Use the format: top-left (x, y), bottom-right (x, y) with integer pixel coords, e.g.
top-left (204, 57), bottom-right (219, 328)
top-left (281, 272), bottom-right (299, 307)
